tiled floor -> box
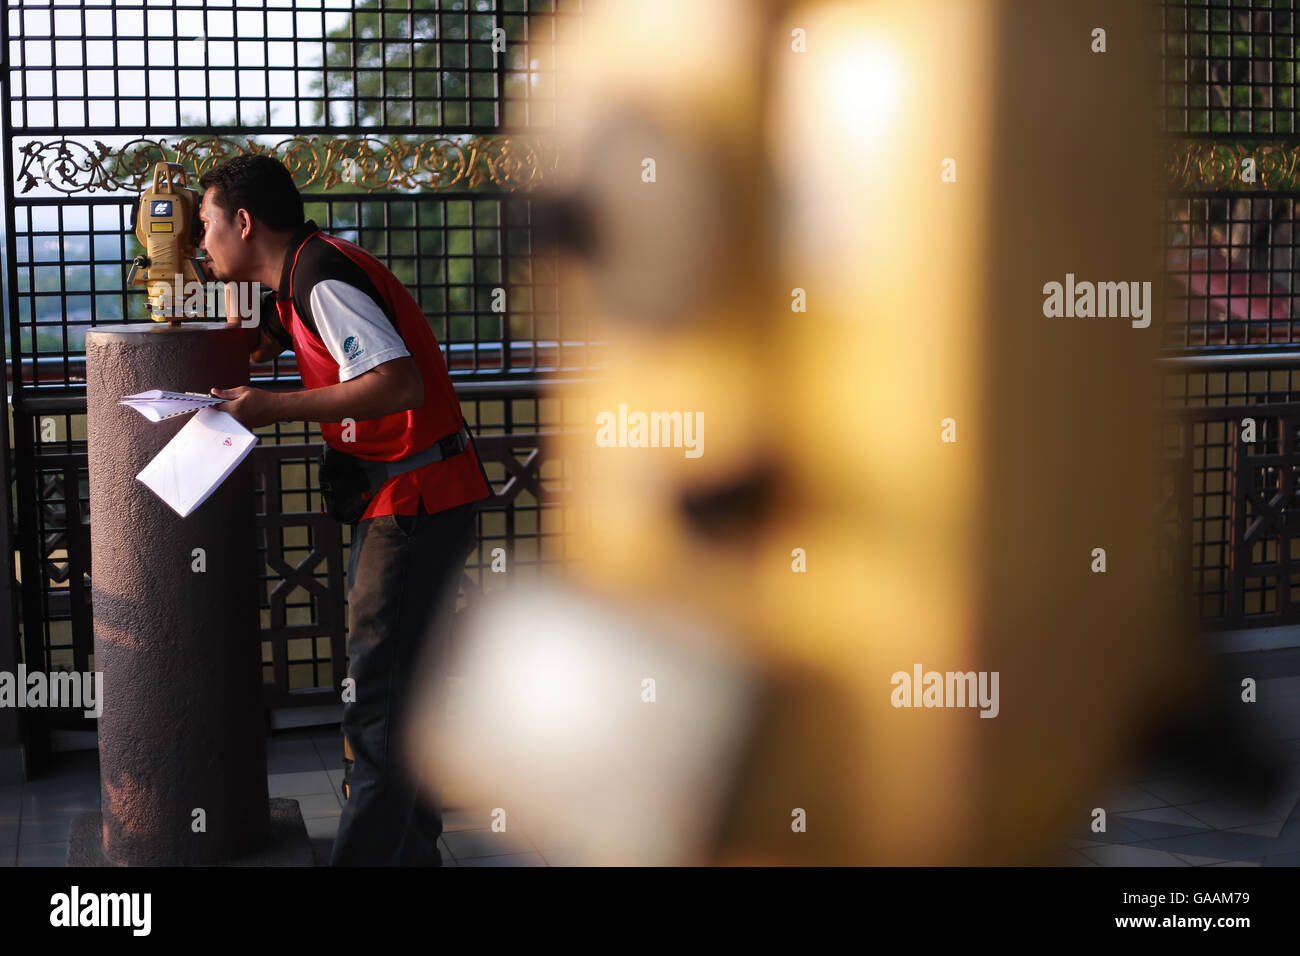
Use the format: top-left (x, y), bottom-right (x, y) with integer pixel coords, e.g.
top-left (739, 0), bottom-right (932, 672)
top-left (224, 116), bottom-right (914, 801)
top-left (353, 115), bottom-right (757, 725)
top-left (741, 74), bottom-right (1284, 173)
top-left (0, 726), bottom-right (582, 867)
top-left (4, 672), bottom-right (1298, 867)
top-left (1054, 673), bottom-right (1300, 867)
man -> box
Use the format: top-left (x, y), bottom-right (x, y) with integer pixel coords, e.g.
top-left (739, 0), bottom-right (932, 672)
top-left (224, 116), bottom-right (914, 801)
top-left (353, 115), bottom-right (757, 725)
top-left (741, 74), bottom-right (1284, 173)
top-left (198, 154), bottom-right (490, 866)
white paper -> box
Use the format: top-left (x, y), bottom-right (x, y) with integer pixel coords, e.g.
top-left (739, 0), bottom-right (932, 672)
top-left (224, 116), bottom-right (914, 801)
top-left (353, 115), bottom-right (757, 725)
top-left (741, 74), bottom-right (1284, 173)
top-left (120, 389), bottom-right (224, 423)
top-left (136, 407), bottom-right (257, 517)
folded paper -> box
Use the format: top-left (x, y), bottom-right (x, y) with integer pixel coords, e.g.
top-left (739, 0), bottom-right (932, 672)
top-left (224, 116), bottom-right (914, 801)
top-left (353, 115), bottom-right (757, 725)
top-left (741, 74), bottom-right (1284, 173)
top-left (136, 407), bottom-right (257, 517)
top-left (120, 389), bottom-right (224, 423)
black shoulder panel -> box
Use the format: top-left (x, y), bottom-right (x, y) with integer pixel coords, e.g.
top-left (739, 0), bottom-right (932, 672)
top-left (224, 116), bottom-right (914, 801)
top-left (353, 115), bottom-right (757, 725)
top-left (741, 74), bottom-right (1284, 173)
top-left (259, 288), bottom-right (294, 351)
top-left (289, 235), bottom-right (397, 344)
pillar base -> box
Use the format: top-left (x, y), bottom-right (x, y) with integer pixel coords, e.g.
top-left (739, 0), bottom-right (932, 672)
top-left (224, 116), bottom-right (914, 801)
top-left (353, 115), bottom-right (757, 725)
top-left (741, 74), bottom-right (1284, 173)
top-left (67, 798), bottom-right (315, 867)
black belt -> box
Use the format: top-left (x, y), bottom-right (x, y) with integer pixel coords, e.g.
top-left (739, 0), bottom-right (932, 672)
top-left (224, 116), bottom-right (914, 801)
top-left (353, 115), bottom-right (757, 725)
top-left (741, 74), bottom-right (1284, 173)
top-left (376, 421), bottom-right (472, 482)
top-left (318, 421), bottom-right (475, 524)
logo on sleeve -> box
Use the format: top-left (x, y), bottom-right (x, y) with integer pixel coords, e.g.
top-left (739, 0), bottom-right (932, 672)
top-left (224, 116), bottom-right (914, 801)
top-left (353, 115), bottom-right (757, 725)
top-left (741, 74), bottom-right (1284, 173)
top-left (343, 335), bottom-right (365, 361)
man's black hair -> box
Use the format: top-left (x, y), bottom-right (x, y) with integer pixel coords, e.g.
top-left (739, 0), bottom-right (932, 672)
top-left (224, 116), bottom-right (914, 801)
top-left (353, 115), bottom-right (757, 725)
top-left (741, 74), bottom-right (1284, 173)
top-left (198, 155), bottom-right (305, 233)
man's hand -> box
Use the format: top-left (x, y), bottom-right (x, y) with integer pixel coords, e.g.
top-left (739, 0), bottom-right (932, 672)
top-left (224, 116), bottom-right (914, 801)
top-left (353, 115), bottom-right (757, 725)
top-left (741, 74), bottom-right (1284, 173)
top-left (210, 358), bottom-right (422, 430)
top-left (210, 386), bottom-right (281, 429)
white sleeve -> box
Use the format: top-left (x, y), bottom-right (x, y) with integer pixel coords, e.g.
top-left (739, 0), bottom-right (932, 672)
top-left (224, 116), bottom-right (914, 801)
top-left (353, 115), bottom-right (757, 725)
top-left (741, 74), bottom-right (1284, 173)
top-left (308, 279), bottom-right (411, 382)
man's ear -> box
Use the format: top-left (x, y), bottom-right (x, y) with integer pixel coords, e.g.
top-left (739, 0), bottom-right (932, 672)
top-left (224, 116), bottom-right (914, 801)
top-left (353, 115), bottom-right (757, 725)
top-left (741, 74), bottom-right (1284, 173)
top-left (236, 209), bottom-right (254, 241)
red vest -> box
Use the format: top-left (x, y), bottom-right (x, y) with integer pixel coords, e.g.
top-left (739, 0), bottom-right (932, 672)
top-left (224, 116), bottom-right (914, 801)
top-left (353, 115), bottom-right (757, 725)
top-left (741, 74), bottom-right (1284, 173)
top-left (276, 228), bottom-right (490, 520)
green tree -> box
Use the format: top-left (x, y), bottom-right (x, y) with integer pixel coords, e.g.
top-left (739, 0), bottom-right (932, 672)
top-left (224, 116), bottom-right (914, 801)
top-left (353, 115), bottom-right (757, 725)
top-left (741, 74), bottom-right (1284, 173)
top-left (312, 0), bottom-right (529, 130)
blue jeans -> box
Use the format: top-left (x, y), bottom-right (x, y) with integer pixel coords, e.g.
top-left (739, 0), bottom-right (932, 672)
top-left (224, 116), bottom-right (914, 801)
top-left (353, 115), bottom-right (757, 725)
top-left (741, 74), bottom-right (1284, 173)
top-left (330, 500), bottom-right (478, 866)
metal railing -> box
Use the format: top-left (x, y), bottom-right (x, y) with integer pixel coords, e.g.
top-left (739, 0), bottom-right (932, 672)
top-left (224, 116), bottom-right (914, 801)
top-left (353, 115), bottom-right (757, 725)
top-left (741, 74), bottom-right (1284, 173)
top-left (0, 0), bottom-right (600, 752)
top-left (1160, 0), bottom-right (1300, 632)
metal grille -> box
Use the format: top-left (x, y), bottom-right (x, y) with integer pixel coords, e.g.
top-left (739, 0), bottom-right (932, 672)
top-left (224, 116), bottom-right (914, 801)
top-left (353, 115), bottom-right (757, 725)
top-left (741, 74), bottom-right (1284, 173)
top-left (1159, 361), bottom-right (1300, 628)
top-left (16, 389), bottom-right (583, 712)
top-left (8, 192), bottom-right (580, 389)
top-left (1158, 1), bottom-right (1300, 630)
top-left (1162, 195), bottom-right (1300, 348)
top-left (1, 0), bottom-right (598, 740)
top-left (248, 389), bottom-right (584, 706)
top-left (1161, 0), bottom-right (1298, 135)
top-left (6, 0), bottom-right (579, 135)
top-left (1161, 1), bottom-right (1300, 346)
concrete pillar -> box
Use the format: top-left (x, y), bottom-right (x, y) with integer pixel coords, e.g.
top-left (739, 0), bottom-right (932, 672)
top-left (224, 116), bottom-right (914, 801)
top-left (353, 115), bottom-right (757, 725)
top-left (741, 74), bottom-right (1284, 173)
top-left (83, 322), bottom-right (268, 865)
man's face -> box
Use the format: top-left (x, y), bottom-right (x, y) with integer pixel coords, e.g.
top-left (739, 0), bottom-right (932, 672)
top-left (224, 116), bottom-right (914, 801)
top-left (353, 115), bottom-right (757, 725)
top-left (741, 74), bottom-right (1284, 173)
top-left (198, 189), bottom-right (251, 282)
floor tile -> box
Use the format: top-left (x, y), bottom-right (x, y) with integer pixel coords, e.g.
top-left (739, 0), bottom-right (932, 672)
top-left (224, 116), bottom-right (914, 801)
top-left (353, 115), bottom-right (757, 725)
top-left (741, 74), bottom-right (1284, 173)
top-left (304, 813), bottom-right (340, 841)
top-left (277, 728), bottom-right (320, 740)
top-left (441, 827), bottom-right (536, 860)
top-left (267, 771), bottom-right (334, 798)
top-left (523, 827), bottom-right (581, 851)
top-left (311, 736), bottom-right (346, 771)
top-left (1067, 816), bottom-right (1146, 845)
top-left (1055, 849), bottom-right (1100, 866)
top-left (1226, 821), bottom-right (1286, 838)
top-left (1117, 806), bottom-right (1206, 827)
top-left (1140, 778), bottom-right (1232, 806)
top-left (18, 816), bottom-right (74, 845)
top-left (0, 845), bottom-right (14, 866)
top-left (1269, 791), bottom-right (1300, 821)
top-left (1079, 844), bottom-right (1190, 867)
top-left (1180, 798), bottom-right (1283, 830)
top-left (441, 808), bottom-right (493, 832)
top-left (458, 851), bottom-right (547, 867)
top-left (291, 792), bottom-right (342, 817)
top-left (21, 791), bottom-right (99, 820)
top-left (17, 841), bottom-right (68, 867)
top-left (1140, 828), bottom-right (1285, 861)
top-left (1099, 785), bottom-right (1170, 813)
top-left (1114, 806), bottom-right (1210, 839)
top-left (23, 769), bottom-right (98, 802)
top-left (326, 769), bottom-right (346, 803)
top-left (1171, 852), bottom-right (1230, 865)
top-left (539, 846), bottom-right (590, 867)
top-left (268, 731), bottom-right (326, 748)
top-left (266, 738), bottom-right (327, 774)
top-left (23, 766), bottom-right (98, 790)
top-left (23, 777), bottom-right (98, 801)
top-left (1207, 859), bottom-right (1262, 866)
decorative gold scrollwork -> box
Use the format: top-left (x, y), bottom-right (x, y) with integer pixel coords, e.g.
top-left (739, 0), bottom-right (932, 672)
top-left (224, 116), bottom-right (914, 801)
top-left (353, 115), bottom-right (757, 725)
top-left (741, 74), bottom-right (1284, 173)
top-left (1166, 140), bottom-right (1300, 191)
top-left (16, 135), bottom-right (557, 195)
